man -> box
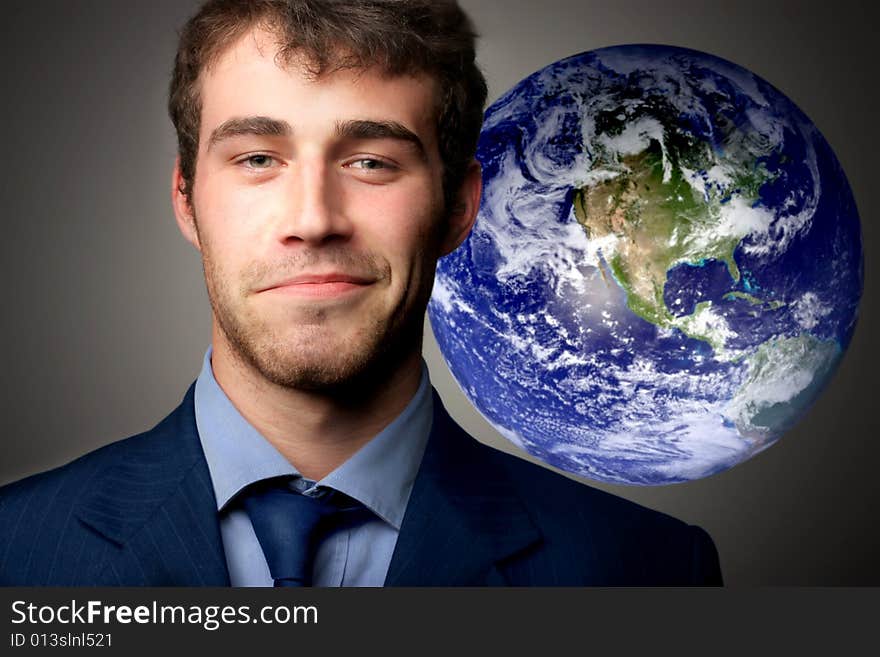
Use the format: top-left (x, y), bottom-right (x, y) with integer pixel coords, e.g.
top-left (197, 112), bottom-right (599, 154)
top-left (0, 0), bottom-right (721, 586)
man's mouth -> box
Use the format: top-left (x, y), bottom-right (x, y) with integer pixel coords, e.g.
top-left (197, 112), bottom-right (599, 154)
top-left (257, 272), bottom-right (375, 299)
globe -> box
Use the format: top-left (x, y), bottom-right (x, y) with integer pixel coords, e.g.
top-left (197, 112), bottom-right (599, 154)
top-left (429, 44), bottom-right (863, 485)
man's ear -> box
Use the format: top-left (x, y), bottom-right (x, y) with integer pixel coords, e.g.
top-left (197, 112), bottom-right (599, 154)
top-left (440, 160), bottom-right (482, 257)
top-left (171, 157), bottom-right (201, 251)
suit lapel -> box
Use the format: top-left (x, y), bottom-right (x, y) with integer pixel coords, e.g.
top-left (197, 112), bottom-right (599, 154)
top-left (385, 392), bottom-right (541, 586)
top-left (73, 385), bottom-right (539, 586)
top-left (75, 384), bottom-right (230, 586)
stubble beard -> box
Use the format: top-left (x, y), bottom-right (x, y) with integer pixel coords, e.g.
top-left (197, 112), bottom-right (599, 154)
top-left (199, 242), bottom-right (434, 397)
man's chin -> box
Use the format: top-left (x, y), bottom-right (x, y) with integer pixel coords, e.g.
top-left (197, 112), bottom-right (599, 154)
top-left (253, 353), bottom-right (375, 392)
top-left (231, 329), bottom-right (410, 394)
top-left (215, 299), bottom-right (425, 395)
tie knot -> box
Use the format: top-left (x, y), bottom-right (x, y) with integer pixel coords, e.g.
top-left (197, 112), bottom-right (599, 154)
top-left (242, 480), bottom-right (362, 587)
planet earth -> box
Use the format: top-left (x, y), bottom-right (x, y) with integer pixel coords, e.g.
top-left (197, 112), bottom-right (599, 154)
top-left (428, 44), bottom-right (863, 485)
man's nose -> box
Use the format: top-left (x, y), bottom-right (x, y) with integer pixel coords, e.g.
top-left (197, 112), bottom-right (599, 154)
top-left (277, 162), bottom-right (352, 244)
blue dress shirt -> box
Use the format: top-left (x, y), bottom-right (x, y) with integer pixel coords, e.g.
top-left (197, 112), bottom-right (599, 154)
top-left (193, 348), bottom-right (433, 587)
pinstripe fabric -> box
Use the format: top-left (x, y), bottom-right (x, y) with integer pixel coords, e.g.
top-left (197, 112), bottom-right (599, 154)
top-left (0, 385), bottom-right (722, 586)
top-left (0, 384), bottom-right (229, 586)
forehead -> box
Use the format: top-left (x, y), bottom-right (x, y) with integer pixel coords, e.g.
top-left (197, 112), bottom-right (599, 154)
top-left (197, 29), bottom-right (440, 148)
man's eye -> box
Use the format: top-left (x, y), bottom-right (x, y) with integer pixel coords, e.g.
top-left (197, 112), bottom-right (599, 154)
top-left (349, 158), bottom-right (392, 171)
top-left (240, 154), bottom-right (276, 169)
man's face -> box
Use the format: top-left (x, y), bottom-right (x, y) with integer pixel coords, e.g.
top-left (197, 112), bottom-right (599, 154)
top-left (173, 29), bottom-right (477, 391)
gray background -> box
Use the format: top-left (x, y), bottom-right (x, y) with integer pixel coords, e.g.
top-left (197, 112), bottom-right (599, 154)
top-left (1, 0), bottom-right (876, 585)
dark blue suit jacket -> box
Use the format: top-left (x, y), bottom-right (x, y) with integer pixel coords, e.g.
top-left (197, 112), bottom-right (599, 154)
top-left (0, 385), bottom-right (722, 586)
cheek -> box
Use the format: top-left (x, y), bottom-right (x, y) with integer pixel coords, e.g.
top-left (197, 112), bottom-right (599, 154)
top-left (196, 181), bottom-right (275, 252)
top-left (383, 218), bottom-right (444, 297)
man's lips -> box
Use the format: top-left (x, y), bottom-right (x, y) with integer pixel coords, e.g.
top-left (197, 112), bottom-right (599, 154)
top-left (256, 273), bottom-right (375, 298)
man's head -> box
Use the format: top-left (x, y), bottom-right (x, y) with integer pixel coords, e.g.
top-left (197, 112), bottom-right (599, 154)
top-left (168, 0), bottom-right (486, 393)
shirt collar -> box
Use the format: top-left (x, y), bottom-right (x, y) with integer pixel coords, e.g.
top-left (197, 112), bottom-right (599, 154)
top-left (194, 347), bottom-right (432, 530)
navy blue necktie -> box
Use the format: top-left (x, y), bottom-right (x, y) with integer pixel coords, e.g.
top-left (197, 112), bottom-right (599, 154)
top-left (243, 482), bottom-right (361, 587)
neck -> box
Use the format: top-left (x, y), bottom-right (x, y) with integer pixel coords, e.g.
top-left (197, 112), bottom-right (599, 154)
top-left (209, 331), bottom-right (423, 482)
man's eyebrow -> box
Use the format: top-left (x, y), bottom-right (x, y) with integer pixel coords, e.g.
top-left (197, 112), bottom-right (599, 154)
top-left (335, 119), bottom-right (426, 158)
top-left (207, 116), bottom-right (292, 150)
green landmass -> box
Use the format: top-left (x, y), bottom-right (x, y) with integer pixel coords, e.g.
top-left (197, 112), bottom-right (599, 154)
top-left (574, 136), bottom-right (779, 353)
